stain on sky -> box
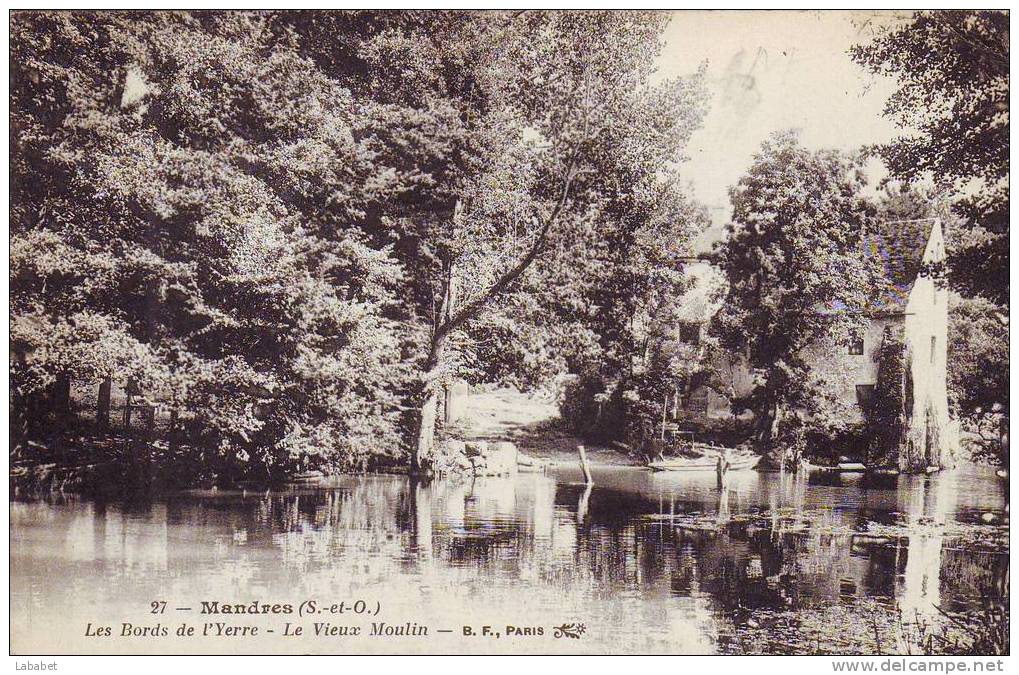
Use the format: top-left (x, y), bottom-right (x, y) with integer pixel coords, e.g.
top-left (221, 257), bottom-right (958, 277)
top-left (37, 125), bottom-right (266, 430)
top-left (717, 48), bottom-right (764, 134)
top-left (716, 46), bottom-right (801, 138)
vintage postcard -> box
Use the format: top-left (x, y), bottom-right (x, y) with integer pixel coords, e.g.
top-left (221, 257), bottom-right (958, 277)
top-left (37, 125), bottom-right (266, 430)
top-left (8, 8), bottom-right (1009, 659)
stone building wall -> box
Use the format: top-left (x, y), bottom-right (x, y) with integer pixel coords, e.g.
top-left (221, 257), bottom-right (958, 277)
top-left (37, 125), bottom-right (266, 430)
top-left (899, 226), bottom-right (953, 470)
top-left (804, 316), bottom-right (900, 425)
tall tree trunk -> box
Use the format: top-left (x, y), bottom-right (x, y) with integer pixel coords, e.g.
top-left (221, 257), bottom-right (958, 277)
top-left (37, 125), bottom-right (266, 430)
top-left (769, 403), bottom-right (783, 443)
top-left (755, 401), bottom-right (778, 445)
top-left (438, 258), bottom-right (458, 428)
top-left (999, 415), bottom-right (1009, 467)
top-left (755, 399), bottom-right (786, 467)
top-left (412, 335), bottom-right (447, 474)
top-left (443, 382), bottom-right (459, 425)
top-left (414, 390), bottom-right (439, 474)
top-left (96, 377), bottom-right (112, 430)
top-left (169, 409), bottom-right (180, 454)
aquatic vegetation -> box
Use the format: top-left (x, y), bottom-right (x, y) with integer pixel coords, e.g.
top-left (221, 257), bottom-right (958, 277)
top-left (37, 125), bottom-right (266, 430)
top-left (895, 596), bottom-right (1009, 656)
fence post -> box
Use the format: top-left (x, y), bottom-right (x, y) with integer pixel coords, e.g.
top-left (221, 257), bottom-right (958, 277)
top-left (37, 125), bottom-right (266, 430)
top-left (124, 378), bottom-right (136, 429)
top-left (52, 374), bottom-right (71, 419)
top-left (97, 377), bottom-right (112, 430)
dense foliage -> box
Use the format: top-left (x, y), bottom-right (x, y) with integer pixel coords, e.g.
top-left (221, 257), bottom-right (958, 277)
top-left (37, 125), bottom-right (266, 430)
top-left (277, 11), bottom-right (710, 469)
top-left (851, 10), bottom-right (1008, 306)
top-left (370, 12), bottom-right (709, 469)
top-left (10, 10), bottom-right (709, 480)
top-left (948, 297), bottom-right (1009, 464)
top-left (10, 12), bottom-right (417, 477)
top-left (551, 183), bottom-right (710, 453)
top-left (711, 131), bottom-right (877, 457)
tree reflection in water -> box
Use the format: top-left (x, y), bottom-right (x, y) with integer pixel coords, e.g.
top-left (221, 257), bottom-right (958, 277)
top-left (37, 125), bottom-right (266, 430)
top-left (9, 466), bottom-right (1008, 654)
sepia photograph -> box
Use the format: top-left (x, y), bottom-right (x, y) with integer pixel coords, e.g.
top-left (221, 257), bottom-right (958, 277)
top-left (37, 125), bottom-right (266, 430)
top-left (8, 8), bottom-right (1010, 659)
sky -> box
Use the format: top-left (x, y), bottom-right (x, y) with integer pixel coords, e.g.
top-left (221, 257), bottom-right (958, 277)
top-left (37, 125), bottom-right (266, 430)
top-left (656, 10), bottom-right (909, 248)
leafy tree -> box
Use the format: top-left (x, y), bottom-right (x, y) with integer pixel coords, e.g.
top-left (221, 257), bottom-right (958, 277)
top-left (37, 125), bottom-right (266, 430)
top-left (10, 12), bottom-right (414, 477)
top-left (10, 10), bottom-right (710, 479)
top-left (948, 297), bottom-right (1009, 464)
top-left (711, 131), bottom-right (876, 454)
top-left (550, 188), bottom-right (710, 452)
top-left (851, 11), bottom-right (1008, 306)
top-left (309, 11), bottom-right (709, 470)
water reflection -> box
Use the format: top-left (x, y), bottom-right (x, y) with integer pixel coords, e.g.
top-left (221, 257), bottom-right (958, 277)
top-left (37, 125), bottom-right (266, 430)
top-left (10, 466), bottom-right (1008, 655)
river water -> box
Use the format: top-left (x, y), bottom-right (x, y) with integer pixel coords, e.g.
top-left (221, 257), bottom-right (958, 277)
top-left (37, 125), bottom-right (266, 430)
top-left (10, 464), bottom-right (1009, 655)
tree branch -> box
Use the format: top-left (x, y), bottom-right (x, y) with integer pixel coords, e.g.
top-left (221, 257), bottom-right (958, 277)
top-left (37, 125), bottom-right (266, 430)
top-left (438, 153), bottom-right (581, 340)
top-left (430, 66), bottom-right (594, 345)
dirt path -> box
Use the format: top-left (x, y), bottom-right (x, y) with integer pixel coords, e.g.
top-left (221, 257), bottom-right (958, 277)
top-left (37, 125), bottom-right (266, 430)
top-left (463, 388), bottom-right (636, 466)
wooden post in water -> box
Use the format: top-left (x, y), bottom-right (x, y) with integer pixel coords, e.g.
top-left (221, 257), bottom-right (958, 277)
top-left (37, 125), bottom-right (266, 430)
top-left (577, 444), bottom-right (593, 485)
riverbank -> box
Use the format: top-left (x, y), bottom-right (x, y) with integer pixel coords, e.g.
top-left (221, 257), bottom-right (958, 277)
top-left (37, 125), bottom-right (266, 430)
top-left (460, 388), bottom-right (638, 467)
top-left (9, 428), bottom-right (409, 496)
top-left (9, 386), bottom-right (608, 495)
top-left (17, 387), bottom-right (1006, 494)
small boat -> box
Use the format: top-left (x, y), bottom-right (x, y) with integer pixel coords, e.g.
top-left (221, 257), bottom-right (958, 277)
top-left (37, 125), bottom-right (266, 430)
top-left (291, 470), bottom-right (326, 483)
top-left (802, 462), bottom-right (885, 474)
top-left (647, 453), bottom-right (759, 473)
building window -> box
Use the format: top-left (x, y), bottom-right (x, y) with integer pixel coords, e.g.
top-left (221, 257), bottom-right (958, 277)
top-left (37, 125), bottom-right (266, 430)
top-left (930, 335), bottom-right (936, 364)
top-left (848, 330), bottom-right (864, 355)
top-left (679, 322), bottom-right (701, 345)
top-left (855, 384), bottom-right (875, 412)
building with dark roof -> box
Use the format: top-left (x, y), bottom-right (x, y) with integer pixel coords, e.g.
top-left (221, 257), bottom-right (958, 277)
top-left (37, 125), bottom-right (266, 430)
top-left (831, 217), bottom-right (953, 469)
top-left (673, 219), bottom-right (955, 471)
